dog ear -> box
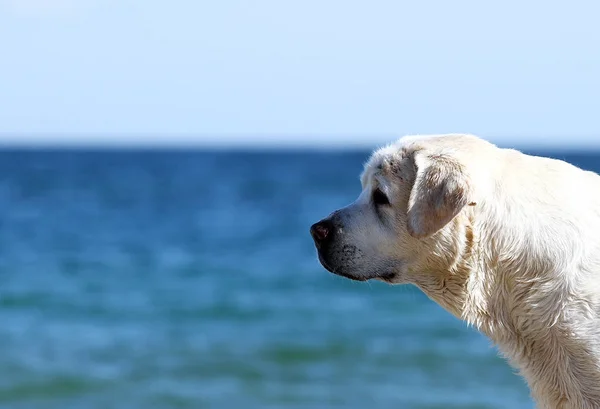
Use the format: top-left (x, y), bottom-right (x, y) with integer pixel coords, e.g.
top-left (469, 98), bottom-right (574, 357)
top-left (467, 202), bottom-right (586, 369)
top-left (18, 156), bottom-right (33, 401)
top-left (407, 151), bottom-right (474, 238)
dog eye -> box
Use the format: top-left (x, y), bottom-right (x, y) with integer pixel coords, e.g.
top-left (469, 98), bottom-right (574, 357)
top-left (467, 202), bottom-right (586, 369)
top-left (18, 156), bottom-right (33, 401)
top-left (372, 189), bottom-right (390, 206)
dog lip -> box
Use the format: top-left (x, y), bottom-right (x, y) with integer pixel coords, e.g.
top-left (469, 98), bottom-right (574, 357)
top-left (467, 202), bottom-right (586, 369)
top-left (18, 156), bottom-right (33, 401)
top-left (317, 253), bottom-right (367, 281)
top-left (372, 272), bottom-right (397, 283)
top-left (333, 271), bottom-right (367, 282)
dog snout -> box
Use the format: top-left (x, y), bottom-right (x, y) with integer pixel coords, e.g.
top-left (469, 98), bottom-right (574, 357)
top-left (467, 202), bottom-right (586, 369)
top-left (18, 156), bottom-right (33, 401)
top-left (310, 219), bottom-right (334, 248)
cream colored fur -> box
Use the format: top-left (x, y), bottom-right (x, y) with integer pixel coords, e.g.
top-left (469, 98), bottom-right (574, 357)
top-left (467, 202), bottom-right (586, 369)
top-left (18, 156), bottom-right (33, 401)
top-left (312, 134), bottom-right (600, 409)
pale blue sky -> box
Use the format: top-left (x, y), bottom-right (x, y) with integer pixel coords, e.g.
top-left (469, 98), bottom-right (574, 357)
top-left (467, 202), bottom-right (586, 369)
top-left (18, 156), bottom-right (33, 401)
top-left (1, 0), bottom-right (599, 147)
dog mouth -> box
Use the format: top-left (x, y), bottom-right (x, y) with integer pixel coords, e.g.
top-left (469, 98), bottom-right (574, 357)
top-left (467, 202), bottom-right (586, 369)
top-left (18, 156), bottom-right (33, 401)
top-left (317, 253), bottom-right (397, 283)
top-left (372, 272), bottom-right (397, 283)
top-left (333, 270), bottom-right (368, 282)
top-left (317, 253), bottom-right (367, 281)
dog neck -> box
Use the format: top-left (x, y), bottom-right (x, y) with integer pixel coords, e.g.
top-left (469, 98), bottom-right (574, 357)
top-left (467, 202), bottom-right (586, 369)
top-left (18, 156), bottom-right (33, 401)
top-left (410, 214), bottom-right (476, 320)
top-left (412, 213), bottom-right (600, 409)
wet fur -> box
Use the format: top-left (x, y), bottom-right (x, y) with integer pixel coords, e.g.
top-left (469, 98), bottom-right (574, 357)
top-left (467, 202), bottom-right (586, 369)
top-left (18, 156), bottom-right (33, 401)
top-left (314, 134), bottom-right (600, 408)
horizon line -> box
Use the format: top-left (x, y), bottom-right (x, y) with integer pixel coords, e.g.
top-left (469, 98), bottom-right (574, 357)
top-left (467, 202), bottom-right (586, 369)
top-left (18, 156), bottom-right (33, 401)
top-left (0, 134), bottom-right (598, 151)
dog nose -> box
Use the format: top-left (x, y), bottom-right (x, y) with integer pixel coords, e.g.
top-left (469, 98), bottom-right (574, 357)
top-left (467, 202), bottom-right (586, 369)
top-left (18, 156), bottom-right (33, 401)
top-left (310, 219), bottom-right (333, 246)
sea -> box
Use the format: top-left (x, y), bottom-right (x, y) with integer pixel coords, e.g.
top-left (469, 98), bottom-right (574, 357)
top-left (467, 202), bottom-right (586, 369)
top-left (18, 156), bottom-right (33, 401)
top-left (0, 146), bottom-right (597, 409)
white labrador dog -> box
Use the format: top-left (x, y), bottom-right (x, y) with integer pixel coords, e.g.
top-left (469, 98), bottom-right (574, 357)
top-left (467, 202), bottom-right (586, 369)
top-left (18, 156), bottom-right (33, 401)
top-left (310, 134), bottom-right (600, 409)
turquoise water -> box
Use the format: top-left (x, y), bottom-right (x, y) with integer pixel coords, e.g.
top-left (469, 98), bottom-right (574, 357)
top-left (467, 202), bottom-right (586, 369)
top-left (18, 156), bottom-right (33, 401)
top-left (1, 148), bottom-right (595, 409)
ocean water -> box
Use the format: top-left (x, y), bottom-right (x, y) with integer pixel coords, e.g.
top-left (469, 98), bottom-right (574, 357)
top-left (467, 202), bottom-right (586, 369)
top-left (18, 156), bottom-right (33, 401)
top-left (0, 147), bottom-right (597, 409)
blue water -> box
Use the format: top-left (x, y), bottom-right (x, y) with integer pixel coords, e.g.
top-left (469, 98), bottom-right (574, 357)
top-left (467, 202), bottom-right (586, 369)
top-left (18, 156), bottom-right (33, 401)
top-left (0, 147), bottom-right (597, 409)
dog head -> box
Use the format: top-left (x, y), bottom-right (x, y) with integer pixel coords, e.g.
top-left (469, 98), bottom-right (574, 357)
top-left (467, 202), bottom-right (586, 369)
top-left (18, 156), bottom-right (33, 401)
top-left (310, 134), bottom-right (481, 284)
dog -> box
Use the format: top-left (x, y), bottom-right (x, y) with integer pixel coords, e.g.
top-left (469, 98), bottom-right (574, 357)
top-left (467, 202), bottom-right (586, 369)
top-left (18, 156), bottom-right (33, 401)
top-left (310, 134), bottom-right (600, 409)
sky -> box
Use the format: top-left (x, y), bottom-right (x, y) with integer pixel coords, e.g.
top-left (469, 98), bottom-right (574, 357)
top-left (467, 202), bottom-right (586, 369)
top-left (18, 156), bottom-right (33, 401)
top-left (1, 0), bottom-right (599, 148)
